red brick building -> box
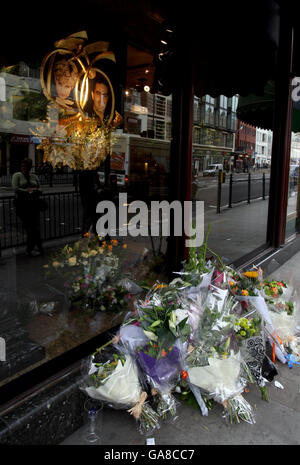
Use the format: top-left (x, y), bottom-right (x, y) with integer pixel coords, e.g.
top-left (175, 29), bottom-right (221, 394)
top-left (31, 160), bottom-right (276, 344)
top-left (234, 120), bottom-right (256, 171)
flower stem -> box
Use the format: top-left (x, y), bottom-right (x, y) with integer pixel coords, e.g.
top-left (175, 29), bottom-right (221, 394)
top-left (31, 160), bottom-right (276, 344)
top-left (260, 385), bottom-right (268, 402)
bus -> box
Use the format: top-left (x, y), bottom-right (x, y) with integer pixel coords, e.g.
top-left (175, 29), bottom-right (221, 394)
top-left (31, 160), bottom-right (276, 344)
top-left (97, 133), bottom-right (170, 201)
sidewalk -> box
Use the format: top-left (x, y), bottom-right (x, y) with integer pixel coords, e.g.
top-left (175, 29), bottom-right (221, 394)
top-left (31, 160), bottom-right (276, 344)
top-left (60, 251), bottom-right (300, 446)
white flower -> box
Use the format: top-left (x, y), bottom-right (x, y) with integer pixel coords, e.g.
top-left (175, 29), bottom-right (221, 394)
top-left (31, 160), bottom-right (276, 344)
top-left (143, 330), bottom-right (158, 341)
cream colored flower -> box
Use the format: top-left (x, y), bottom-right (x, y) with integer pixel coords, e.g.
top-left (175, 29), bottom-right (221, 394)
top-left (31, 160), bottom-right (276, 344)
top-left (68, 256), bottom-right (77, 266)
top-left (89, 249), bottom-right (97, 256)
top-left (52, 261), bottom-right (60, 268)
top-left (81, 252), bottom-right (89, 258)
top-left (98, 247), bottom-right (104, 254)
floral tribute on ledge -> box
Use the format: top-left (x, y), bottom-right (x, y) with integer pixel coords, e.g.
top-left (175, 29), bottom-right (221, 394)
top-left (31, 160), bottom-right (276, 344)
top-left (80, 229), bottom-right (300, 435)
top-left (44, 234), bottom-right (133, 313)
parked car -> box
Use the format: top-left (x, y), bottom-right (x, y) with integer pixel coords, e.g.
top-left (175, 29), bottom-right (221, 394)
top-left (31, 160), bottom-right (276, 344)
top-left (203, 164), bottom-right (223, 176)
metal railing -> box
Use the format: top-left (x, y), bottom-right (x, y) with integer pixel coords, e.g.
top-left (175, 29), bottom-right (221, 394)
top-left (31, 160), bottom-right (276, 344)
top-left (0, 191), bottom-right (82, 250)
top-left (0, 172), bottom-right (76, 188)
top-left (217, 172), bottom-right (270, 213)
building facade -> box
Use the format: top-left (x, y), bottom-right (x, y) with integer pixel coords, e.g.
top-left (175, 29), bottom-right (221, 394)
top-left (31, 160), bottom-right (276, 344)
top-left (255, 127), bottom-right (273, 168)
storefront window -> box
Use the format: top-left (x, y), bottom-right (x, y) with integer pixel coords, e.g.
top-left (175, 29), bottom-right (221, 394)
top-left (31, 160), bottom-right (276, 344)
top-left (0, 37), bottom-right (171, 389)
top-left (192, 90), bottom-right (273, 265)
top-left (286, 129), bottom-right (300, 238)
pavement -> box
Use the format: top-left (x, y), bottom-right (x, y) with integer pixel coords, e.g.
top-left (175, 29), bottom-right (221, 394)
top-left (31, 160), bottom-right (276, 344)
top-left (60, 250), bottom-right (300, 446)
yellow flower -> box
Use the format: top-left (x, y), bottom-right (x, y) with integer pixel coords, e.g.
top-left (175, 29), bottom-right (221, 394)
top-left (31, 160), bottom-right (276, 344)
top-left (122, 243), bottom-right (127, 249)
top-left (243, 271), bottom-right (258, 279)
top-left (229, 280), bottom-right (235, 287)
top-left (68, 256), bottom-right (77, 266)
top-left (241, 289), bottom-right (249, 296)
top-left (52, 261), bottom-right (60, 268)
top-left (81, 252), bottom-right (89, 258)
top-left (98, 247), bottom-right (104, 254)
top-left (89, 249), bottom-right (97, 256)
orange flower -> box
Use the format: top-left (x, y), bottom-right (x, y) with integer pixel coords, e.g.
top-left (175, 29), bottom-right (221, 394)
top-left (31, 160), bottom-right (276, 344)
top-left (161, 349), bottom-right (167, 357)
top-left (243, 271), bottom-right (258, 279)
top-left (241, 289), bottom-right (249, 296)
top-left (122, 243), bottom-right (127, 249)
top-left (83, 232), bottom-right (90, 238)
top-left (271, 287), bottom-right (278, 295)
top-left (102, 241), bottom-right (106, 247)
top-left (181, 370), bottom-right (188, 380)
top-left (108, 245), bottom-right (113, 251)
top-left (111, 239), bottom-right (118, 246)
top-left (153, 283), bottom-right (167, 291)
top-left (229, 280), bottom-right (235, 287)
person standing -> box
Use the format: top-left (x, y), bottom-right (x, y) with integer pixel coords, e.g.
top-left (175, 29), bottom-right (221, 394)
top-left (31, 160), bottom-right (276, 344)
top-left (12, 158), bottom-right (44, 256)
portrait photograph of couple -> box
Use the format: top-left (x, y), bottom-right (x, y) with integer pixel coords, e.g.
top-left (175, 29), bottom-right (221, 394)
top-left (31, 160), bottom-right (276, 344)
top-left (45, 53), bottom-right (115, 126)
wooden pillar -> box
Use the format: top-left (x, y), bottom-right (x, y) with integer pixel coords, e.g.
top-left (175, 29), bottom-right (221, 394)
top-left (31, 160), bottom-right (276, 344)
top-left (267, 13), bottom-right (294, 247)
top-left (166, 57), bottom-right (194, 275)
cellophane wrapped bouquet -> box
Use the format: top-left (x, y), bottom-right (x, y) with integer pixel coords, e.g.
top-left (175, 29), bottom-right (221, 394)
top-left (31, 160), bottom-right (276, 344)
top-left (80, 340), bottom-right (160, 435)
top-left (183, 282), bottom-right (256, 424)
top-left (121, 280), bottom-right (194, 423)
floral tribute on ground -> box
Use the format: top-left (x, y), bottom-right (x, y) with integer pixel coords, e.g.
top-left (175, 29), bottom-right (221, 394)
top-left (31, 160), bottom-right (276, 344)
top-left (79, 231), bottom-right (300, 434)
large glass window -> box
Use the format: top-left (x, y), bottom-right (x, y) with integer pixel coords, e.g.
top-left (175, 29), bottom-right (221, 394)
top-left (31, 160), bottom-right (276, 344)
top-left (192, 90), bottom-right (273, 265)
top-left (286, 130), bottom-right (300, 238)
top-left (0, 39), bottom-right (171, 390)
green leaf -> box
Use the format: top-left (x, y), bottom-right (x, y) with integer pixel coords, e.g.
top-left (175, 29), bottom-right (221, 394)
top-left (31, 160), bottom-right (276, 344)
top-left (178, 316), bottom-right (189, 330)
top-left (150, 319), bottom-right (162, 328)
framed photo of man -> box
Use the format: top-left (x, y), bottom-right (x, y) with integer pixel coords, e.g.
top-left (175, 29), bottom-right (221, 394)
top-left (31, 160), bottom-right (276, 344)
top-left (83, 69), bottom-right (115, 126)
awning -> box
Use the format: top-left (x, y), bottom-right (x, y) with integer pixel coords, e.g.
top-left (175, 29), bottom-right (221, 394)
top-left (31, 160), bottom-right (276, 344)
top-left (237, 80), bottom-right (300, 132)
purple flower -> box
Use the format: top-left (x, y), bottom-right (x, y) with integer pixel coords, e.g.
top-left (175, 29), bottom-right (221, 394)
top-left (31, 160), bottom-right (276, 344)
top-left (137, 346), bottom-right (181, 387)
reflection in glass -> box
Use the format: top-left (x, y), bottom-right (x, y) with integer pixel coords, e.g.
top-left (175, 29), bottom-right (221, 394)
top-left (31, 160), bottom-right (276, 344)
top-left (286, 130), bottom-right (300, 238)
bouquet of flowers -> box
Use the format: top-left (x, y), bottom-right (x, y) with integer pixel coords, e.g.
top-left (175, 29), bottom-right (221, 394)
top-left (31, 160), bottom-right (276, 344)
top-left (183, 291), bottom-right (256, 424)
top-left (136, 340), bottom-right (181, 421)
top-left (44, 235), bottom-right (130, 312)
top-left (186, 349), bottom-right (255, 424)
top-left (173, 227), bottom-right (215, 307)
top-left (232, 303), bottom-right (271, 401)
top-left (229, 269), bottom-right (287, 364)
top-left (128, 281), bottom-right (193, 421)
top-left (81, 342), bottom-right (160, 435)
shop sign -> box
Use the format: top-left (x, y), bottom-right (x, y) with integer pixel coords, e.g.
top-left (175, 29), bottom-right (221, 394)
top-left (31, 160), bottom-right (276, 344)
top-left (131, 104), bottom-right (148, 114)
top-left (10, 134), bottom-right (30, 144)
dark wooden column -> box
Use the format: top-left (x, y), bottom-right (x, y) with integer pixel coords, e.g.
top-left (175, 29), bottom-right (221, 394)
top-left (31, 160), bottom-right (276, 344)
top-left (267, 14), bottom-right (294, 247)
top-left (166, 58), bottom-right (194, 275)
